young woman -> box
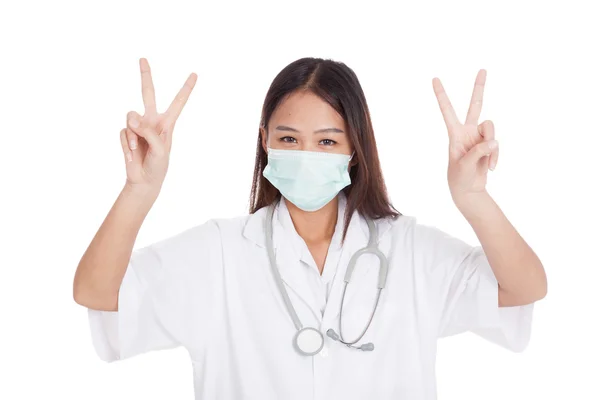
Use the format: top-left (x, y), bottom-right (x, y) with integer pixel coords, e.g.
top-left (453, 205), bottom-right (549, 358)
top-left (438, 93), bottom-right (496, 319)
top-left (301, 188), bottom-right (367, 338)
top-left (73, 57), bottom-right (547, 399)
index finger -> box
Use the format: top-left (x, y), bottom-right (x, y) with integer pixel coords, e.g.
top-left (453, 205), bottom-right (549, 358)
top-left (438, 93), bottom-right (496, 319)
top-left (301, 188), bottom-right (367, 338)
top-left (164, 72), bottom-right (198, 123)
top-left (140, 58), bottom-right (157, 115)
top-left (465, 69), bottom-right (487, 126)
top-left (432, 77), bottom-right (460, 131)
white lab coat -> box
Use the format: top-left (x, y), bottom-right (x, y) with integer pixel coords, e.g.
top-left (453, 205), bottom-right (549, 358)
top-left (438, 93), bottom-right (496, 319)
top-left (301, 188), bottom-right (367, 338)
top-left (87, 193), bottom-right (534, 400)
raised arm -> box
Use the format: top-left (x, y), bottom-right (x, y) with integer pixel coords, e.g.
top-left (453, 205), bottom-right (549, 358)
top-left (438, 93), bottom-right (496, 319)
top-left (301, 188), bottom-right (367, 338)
top-left (73, 58), bottom-right (197, 311)
top-left (73, 185), bottom-right (159, 311)
top-left (432, 69), bottom-right (547, 307)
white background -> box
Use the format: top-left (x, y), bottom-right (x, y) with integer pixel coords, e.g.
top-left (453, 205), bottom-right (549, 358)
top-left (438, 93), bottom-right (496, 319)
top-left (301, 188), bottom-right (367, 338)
top-left (1, 0), bottom-right (598, 399)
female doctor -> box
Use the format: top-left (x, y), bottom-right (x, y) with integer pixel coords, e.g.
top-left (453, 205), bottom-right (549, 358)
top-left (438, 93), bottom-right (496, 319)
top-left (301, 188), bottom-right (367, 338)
top-left (73, 57), bottom-right (547, 400)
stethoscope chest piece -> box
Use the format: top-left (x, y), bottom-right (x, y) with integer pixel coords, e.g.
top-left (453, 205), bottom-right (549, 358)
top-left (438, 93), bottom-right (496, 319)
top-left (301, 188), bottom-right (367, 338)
top-left (293, 327), bottom-right (324, 356)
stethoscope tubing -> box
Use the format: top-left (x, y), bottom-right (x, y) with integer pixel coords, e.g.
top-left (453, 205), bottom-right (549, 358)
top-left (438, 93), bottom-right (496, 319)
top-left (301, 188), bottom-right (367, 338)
top-left (264, 199), bottom-right (389, 353)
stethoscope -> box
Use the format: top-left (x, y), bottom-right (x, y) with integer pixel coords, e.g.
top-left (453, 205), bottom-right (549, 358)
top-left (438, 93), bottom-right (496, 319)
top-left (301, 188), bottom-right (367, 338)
top-left (264, 200), bottom-right (390, 356)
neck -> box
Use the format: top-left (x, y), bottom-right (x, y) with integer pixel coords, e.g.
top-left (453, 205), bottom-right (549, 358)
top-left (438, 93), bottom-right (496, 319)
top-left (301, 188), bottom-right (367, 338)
top-left (285, 197), bottom-right (338, 244)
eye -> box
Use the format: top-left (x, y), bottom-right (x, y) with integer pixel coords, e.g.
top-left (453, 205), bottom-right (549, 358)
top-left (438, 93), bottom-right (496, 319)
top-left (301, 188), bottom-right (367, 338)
top-left (320, 139), bottom-right (337, 146)
top-left (280, 136), bottom-right (297, 143)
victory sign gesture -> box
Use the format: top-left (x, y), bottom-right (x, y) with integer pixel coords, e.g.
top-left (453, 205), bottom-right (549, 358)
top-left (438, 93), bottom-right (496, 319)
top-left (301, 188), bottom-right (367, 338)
top-left (432, 70), bottom-right (499, 206)
top-left (121, 58), bottom-right (197, 192)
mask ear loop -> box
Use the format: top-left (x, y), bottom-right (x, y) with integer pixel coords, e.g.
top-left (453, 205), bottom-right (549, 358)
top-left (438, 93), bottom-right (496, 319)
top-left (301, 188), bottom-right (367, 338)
top-left (349, 151), bottom-right (356, 164)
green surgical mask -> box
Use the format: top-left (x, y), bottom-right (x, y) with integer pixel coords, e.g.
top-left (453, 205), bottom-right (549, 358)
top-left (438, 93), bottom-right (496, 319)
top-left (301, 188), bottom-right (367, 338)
top-left (262, 147), bottom-right (353, 212)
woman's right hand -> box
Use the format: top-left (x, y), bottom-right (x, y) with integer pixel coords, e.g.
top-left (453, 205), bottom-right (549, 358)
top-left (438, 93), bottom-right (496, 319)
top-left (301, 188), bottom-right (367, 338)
top-left (120, 58), bottom-right (197, 193)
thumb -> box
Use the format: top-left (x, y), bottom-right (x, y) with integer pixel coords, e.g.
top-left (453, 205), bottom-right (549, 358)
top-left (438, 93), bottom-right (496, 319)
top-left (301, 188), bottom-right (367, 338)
top-left (460, 140), bottom-right (498, 168)
top-left (127, 112), bottom-right (165, 157)
top-left (134, 126), bottom-right (166, 157)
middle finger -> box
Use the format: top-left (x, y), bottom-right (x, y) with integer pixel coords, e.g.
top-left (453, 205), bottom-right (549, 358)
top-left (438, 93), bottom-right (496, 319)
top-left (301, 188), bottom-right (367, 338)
top-left (164, 72), bottom-right (198, 123)
top-left (465, 69), bottom-right (487, 126)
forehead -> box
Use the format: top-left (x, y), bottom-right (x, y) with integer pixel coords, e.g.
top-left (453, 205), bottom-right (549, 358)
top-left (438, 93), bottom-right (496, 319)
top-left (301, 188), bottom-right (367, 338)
top-left (270, 90), bottom-right (345, 129)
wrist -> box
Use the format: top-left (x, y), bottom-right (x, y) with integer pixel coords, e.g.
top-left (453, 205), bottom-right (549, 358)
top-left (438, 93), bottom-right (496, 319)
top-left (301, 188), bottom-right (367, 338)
top-left (122, 182), bottom-right (161, 209)
top-left (452, 191), bottom-right (493, 218)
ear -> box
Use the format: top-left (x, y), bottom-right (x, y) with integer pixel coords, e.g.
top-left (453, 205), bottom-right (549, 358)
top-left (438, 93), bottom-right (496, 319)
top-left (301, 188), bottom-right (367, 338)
top-left (260, 126), bottom-right (268, 153)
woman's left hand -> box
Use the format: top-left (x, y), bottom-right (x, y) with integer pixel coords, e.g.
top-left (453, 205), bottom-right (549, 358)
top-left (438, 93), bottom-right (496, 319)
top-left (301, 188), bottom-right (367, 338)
top-left (432, 69), bottom-right (499, 206)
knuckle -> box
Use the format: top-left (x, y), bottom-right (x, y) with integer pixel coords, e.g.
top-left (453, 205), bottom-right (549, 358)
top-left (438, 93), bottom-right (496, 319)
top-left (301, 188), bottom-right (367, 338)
top-left (126, 128), bottom-right (137, 140)
top-left (127, 110), bottom-right (143, 122)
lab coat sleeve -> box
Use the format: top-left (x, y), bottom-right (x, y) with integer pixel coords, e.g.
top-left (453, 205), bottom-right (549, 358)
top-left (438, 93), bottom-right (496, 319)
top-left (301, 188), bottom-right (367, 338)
top-left (412, 219), bottom-right (534, 352)
top-left (87, 220), bottom-right (222, 362)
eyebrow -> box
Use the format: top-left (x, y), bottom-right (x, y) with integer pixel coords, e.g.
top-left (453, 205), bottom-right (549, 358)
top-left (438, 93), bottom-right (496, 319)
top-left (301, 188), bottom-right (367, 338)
top-left (275, 125), bottom-right (345, 134)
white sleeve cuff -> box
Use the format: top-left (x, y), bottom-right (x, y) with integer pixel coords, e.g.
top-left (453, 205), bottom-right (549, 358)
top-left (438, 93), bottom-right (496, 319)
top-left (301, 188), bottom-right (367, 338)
top-left (471, 257), bottom-right (535, 353)
top-left (87, 259), bottom-right (143, 362)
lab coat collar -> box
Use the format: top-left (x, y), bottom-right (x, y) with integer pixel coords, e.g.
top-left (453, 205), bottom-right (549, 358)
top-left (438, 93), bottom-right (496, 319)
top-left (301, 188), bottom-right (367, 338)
top-left (276, 193), bottom-right (347, 254)
top-left (242, 192), bottom-right (393, 251)
top-left (274, 194), bottom-right (353, 284)
top-left (243, 192), bottom-right (394, 324)
top-left (244, 192), bottom-right (356, 250)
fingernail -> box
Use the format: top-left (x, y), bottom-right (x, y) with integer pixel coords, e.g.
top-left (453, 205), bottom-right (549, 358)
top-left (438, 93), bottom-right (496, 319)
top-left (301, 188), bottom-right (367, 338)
top-left (488, 140), bottom-right (498, 149)
top-left (129, 118), bottom-right (139, 129)
top-left (130, 139), bottom-right (137, 150)
top-left (126, 152), bottom-right (132, 162)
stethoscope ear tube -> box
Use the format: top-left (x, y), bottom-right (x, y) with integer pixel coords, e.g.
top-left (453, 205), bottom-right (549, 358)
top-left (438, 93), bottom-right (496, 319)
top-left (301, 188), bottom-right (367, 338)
top-left (265, 202), bottom-right (304, 332)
